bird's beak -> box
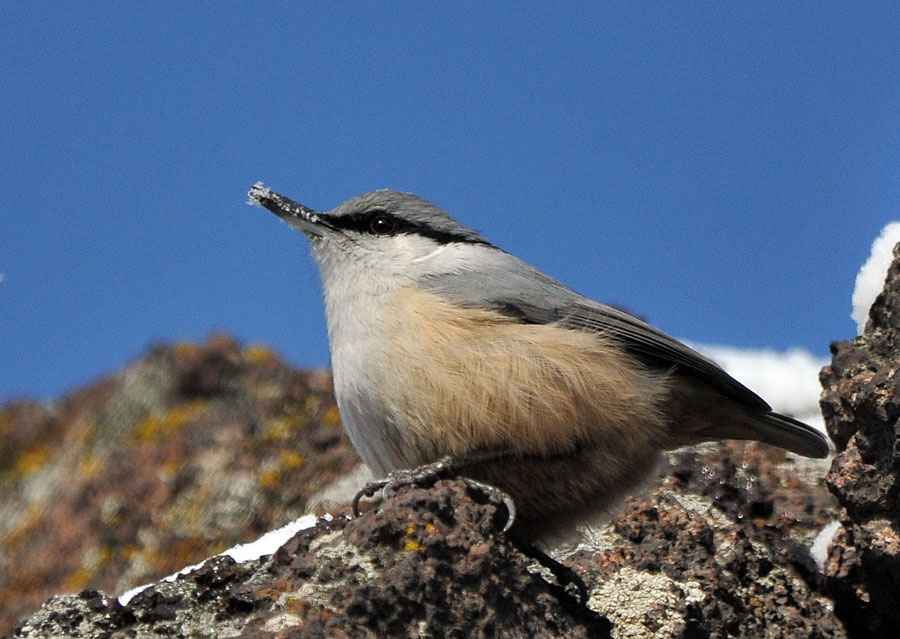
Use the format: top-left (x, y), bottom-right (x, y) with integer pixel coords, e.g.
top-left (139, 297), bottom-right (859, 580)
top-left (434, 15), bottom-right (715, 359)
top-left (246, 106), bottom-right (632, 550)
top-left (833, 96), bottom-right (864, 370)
top-left (247, 183), bottom-right (331, 238)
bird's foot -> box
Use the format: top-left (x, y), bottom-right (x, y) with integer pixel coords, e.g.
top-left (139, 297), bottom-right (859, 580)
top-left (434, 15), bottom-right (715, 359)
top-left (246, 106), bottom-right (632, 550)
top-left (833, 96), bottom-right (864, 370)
top-left (352, 452), bottom-right (516, 532)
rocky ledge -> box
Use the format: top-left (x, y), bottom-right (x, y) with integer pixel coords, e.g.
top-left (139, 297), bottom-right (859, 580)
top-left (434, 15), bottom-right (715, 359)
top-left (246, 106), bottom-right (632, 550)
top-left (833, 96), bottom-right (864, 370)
top-left (819, 243), bottom-right (900, 639)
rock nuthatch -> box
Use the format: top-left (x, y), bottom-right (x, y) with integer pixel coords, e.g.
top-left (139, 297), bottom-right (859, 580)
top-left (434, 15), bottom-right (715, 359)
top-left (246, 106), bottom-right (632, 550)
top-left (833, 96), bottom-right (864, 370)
top-left (248, 184), bottom-right (829, 534)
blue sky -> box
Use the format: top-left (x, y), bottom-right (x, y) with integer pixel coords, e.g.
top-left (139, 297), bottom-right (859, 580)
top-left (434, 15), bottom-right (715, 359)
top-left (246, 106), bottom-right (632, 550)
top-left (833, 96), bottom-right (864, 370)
top-left (2, 3), bottom-right (899, 402)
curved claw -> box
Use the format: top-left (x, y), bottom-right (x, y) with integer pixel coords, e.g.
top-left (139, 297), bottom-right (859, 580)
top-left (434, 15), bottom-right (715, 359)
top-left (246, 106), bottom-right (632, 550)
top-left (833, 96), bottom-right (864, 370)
top-left (498, 493), bottom-right (517, 533)
top-left (459, 477), bottom-right (517, 533)
top-left (352, 478), bottom-right (389, 517)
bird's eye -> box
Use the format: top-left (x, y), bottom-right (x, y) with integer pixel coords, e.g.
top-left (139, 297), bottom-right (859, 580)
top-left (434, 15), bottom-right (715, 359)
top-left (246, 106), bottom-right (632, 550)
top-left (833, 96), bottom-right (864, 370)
top-left (369, 214), bottom-right (396, 235)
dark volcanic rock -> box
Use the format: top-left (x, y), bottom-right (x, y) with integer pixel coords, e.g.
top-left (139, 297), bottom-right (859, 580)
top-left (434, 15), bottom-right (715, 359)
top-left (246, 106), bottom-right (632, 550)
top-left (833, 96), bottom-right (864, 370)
top-left (13, 480), bottom-right (611, 639)
top-left (569, 444), bottom-right (844, 639)
top-left (13, 443), bottom-right (849, 639)
top-left (820, 244), bottom-right (900, 639)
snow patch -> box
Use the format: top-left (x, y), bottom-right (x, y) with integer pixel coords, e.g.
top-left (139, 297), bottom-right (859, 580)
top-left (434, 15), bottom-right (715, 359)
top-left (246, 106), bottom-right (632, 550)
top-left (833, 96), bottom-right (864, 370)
top-left (852, 222), bottom-right (900, 335)
top-left (118, 513), bottom-right (319, 605)
top-left (811, 520), bottom-right (842, 570)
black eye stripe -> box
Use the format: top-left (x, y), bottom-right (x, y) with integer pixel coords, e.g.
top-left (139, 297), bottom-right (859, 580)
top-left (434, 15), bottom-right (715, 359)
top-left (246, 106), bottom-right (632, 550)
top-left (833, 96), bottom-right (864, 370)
top-left (326, 209), bottom-right (493, 246)
top-left (327, 210), bottom-right (405, 235)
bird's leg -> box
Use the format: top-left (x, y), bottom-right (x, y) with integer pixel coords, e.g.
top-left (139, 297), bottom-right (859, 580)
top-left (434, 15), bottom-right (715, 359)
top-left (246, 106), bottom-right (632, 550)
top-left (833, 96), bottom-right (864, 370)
top-left (352, 450), bottom-right (517, 532)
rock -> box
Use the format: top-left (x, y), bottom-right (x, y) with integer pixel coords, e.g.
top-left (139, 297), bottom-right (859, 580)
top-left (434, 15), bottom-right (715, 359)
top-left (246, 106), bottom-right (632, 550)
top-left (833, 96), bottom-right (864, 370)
top-left (820, 243), bottom-right (900, 639)
top-left (13, 480), bottom-right (611, 639)
top-left (0, 336), bottom-right (359, 635)
top-left (13, 439), bottom-right (850, 639)
top-left (569, 443), bottom-right (844, 639)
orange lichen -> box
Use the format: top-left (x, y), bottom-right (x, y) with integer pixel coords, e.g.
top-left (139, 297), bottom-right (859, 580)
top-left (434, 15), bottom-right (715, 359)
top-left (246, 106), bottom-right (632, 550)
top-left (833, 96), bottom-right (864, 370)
top-left (0, 409), bottom-right (14, 438)
top-left (2, 505), bottom-right (43, 551)
top-left (251, 381), bottom-right (283, 401)
top-left (257, 580), bottom-right (297, 600)
top-left (160, 458), bottom-right (183, 481)
top-left (72, 419), bottom-right (100, 448)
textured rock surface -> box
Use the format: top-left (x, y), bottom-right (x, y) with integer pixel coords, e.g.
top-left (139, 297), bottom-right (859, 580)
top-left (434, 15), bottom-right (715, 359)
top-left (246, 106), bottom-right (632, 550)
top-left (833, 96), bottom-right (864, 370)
top-left (572, 446), bottom-right (843, 639)
top-left (10, 442), bottom-right (846, 639)
top-left (13, 481), bottom-right (611, 639)
top-left (820, 244), bottom-right (900, 639)
top-left (0, 336), bottom-right (358, 634)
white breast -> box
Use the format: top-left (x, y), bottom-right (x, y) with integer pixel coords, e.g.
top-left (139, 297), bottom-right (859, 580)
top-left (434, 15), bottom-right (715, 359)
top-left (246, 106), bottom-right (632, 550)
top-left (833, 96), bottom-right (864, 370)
top-left (312, 244), bottom-right (417, 476)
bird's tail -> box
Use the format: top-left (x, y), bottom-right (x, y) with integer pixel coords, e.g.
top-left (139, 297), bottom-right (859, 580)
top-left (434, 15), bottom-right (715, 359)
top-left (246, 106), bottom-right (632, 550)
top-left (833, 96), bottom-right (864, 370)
top-left (664, 378), bottom-right (831, 458)
top-left (693, 409), bottom-right (831, 458)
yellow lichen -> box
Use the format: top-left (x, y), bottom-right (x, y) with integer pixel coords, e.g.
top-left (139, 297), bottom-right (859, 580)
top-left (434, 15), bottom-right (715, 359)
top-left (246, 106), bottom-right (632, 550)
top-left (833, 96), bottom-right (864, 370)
top-left (132, 416), bottom-right (160, 442)
top-left (14, 445), bottom-right (51, 476)
top-left (401, 541), bottom-right (422, 552)
top-left (79, 454), bottom-right (101, 478)
top-left (243, 344), bottom-right (275, 363)
top-left (174, 341), bottom-right (197, 360)
top-left (131, 400), bottom-right (208, 443)
top-left (279, 450), bottom-right (305, 471)
top-left (263, 414), bottom-right (307, 443)
top-left (258, 469), bottom-right (280, 490)
top-left (322, 405), bottom-right (341, 426)
top-left (64, 566), bottom-right (93, 591)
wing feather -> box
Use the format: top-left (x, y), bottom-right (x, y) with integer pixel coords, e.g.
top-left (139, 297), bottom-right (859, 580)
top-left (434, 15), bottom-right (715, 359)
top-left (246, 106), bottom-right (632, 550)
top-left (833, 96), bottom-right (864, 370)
top-left (495, 298), bottom-right (771, 411)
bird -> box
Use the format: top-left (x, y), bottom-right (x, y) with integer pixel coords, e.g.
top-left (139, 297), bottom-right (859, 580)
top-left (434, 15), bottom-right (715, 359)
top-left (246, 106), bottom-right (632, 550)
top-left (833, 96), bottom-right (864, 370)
top-left (247, 183), bottom-right (829, 536)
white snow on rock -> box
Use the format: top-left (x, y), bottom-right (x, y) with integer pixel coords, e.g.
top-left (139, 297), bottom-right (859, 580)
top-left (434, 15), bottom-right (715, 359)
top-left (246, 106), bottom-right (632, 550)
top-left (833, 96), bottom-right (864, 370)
top-left (852, 222), bottom-right (900, 335)
top-left (118, 513), bottom-right (319, 605)
top-left (811, 520), bottom-right (842, 571)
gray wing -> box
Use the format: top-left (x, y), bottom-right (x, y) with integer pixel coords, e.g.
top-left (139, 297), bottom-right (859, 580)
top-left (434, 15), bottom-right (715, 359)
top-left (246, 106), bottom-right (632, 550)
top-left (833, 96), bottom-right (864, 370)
top-left (419, 252), bottom-right (770, 412)
top-left (508, 298), bottom-right (770, 410)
